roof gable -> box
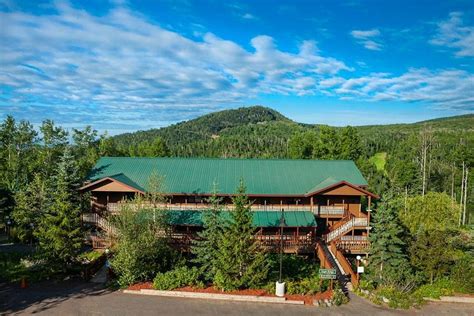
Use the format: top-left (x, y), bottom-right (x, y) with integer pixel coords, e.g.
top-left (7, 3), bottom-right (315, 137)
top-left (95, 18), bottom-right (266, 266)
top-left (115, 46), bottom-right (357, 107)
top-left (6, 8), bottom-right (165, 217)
top-left (86, 157), bottom-right (369, 196)
top-left (80, 173), bottom-right (144, 193)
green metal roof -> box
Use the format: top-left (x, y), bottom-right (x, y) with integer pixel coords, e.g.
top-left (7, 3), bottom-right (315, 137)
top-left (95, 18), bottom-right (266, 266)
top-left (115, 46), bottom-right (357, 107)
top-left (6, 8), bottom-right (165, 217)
top-left (166, 210), bottom-right (317, 227)
top-left (88, 157), bottom-right (368, 196)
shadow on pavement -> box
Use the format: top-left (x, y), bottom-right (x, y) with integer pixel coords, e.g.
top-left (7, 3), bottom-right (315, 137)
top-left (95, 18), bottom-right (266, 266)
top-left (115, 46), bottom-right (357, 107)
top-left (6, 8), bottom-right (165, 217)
top-left (0, 278), bottom-right (113, 315)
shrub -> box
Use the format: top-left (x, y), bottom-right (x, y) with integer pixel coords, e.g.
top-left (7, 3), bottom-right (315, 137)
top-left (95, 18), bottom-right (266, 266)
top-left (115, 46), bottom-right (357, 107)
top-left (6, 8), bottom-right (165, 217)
top-left (153, 266), bottom-right (204, 290)
top-left (78, 250), bottom-right (102, 263)
top-left (267, 254), bottom-right (319, 281)
top-left (110, 207), bottom-right (182, 287)
top-left (414, 279), bottom-right (456, 299)
top-left (375, 286), bottom-right (423, 309)
top-left (285, 277), bottom-right (328, 295)
top-left (332, 287), bottom-right (349, 306)
top-left (449, 255), bottom-right (474, 294)
top-left (358, 279), bottom-right (375, 291)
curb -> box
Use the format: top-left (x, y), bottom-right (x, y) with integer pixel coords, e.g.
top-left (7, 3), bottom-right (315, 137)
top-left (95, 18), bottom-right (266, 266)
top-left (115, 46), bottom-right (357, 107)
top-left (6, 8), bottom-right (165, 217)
top-left (123, 289), bottom-right (305, 305)
top-left (424, 296), bottom-right (474, 304)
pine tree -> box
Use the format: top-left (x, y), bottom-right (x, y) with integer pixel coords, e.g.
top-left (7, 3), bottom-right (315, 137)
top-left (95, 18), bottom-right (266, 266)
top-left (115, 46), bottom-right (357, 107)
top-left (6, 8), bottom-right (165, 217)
top-left (35, 146), bottom-right (82, 270)
top-left (191, 184), bottom-right (223, 281)
top-left (214, 180), bottom-right (269, 290)
top-left (368, 195), bottom-right (411, 286)
top-left (12, 173), bottom-right (49, 242)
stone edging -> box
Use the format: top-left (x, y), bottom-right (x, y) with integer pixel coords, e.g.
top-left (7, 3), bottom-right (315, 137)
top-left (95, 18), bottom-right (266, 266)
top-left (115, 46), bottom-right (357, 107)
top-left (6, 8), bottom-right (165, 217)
top-left (423, 296), bottom-right (474, 304)
top-left (123, 289), bottom-right (305, 305)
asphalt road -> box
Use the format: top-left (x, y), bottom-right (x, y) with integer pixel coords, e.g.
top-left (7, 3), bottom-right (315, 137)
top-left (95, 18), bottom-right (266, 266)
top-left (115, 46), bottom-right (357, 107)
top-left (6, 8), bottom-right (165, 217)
top-left (1, 280), bottom-right (473, 316)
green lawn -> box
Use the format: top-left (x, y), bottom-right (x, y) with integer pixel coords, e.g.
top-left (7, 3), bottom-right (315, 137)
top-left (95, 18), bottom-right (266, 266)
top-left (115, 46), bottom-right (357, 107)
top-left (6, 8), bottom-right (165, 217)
top-left (369, 152), bottom-right (387, 172)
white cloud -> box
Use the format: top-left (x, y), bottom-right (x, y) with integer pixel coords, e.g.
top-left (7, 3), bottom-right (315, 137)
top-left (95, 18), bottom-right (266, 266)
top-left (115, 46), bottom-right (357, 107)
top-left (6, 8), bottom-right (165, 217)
top-left (333, 68), bottom-right (474, 110)
top-left (0, 2), bottom-right (351, 129)
top-left (350, 28), bottom-right (383, 51)
top-left (430, 12), bottom-right (474, 57)
top-left (242, 13), bottom-right (256, 20)
top-left (0, 2), bottom-right (472, 132)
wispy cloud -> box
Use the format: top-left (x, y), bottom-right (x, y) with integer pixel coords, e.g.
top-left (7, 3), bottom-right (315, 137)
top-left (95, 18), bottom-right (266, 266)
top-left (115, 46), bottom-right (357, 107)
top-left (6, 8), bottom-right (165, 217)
top-left (331, 68), bottom-right (474, 109)
top-left (350, 29), bottom-right (383, 51)
top-left (430, 12), bottom-right (474, 57)
top-left (0, 2), bottom-right (349, 130)
top-left (242, 13), bottom-right (256, 20)
top-left (0, 2), bottom-right (472, 133)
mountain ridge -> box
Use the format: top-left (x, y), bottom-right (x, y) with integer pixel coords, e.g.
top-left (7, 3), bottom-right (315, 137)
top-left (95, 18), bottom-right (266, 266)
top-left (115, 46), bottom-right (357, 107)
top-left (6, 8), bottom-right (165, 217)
top-left (110, 106), bottom-right (473, 158)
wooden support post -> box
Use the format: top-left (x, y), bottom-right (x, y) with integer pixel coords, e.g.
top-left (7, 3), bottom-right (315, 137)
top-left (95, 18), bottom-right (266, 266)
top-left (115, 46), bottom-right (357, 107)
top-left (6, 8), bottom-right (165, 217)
top-left (310, 196), bottom-right (314, 213)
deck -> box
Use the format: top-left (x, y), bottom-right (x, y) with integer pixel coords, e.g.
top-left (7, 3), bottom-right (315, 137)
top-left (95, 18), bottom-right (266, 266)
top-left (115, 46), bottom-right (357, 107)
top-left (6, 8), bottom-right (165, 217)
top-left (106, 202), bottom-right (348, 217)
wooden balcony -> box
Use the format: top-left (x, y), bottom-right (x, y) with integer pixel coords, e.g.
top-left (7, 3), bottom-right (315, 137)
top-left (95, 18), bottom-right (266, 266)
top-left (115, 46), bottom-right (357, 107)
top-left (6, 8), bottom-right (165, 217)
top-left (106, 202), bottom-right (348, 218)
top-left (168, 232), bottom-right (316, 254)
top-left (316, 205), bottom-right (346, 217)
top-left (335, 235), bottom-right (370, 253)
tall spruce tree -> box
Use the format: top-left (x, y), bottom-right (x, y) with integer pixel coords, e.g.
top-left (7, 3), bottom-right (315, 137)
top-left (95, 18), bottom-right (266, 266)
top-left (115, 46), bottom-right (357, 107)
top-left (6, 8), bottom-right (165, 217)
top-left (35, 146), bottom-right (82, 270)
top-left (12, 173), bottom-right (49, 242)
top-left (191, 184), bottom-right (223, 281)
top-left (213, 180), bottom-right (269, 290)
top-left (368, 195), bottom-right (411, 286)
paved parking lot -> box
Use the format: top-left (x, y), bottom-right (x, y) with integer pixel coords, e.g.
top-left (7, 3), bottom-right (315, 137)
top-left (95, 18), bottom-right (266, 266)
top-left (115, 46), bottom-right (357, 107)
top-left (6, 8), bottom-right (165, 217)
top-left (1, 280), bottom-right (473, 316)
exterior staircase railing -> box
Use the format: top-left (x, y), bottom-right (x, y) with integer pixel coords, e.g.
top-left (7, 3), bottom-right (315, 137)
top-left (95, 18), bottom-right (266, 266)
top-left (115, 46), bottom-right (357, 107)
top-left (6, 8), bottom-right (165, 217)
top-left (82, 213), bottom-right (116, 236)
top-left (316, 239), bottom-right (350, 296)
top-left (324, 216), bottom-right (368, 243)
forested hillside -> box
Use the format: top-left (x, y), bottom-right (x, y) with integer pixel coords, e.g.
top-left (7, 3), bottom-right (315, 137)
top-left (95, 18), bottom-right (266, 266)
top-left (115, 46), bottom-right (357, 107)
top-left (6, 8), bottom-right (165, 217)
top-left (109, 107), bottom-right (473, 218)
top-left (1, 107), bottom-right (473, 223)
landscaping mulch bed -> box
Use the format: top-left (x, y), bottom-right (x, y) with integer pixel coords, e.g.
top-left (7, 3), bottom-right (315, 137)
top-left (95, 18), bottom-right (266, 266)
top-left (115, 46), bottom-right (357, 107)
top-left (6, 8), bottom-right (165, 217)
top-left (127, 282), bottom-right (334, 305)
top-left (128, 282), bottom-right (153, 291)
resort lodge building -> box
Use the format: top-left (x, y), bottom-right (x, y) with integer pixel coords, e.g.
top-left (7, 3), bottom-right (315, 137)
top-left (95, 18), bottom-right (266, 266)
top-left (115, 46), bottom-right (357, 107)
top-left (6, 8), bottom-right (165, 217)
top-left (80, 157), bottom-right (377, 284)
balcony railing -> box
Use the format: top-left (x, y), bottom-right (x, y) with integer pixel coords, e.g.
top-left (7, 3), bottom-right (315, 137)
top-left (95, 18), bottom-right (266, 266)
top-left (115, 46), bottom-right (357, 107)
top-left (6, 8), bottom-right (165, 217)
top-left (106, 202), bottom-right (348, 216)
top-left (336, 235), bottom-right (370, 252)
top-left (317, 205), bottom-right (345, 216)
top-left (168, 232), bottom-right (316, 252)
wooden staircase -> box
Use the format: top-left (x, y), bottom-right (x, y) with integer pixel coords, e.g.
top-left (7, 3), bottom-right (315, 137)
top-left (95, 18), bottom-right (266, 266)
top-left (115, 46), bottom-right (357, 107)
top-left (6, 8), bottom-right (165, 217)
top-left (316, 239), bottom-right (351, 295)
top-left (323, 214), bottom-right (368, 243)
top-left (82, 213), bottom-right (116, 249)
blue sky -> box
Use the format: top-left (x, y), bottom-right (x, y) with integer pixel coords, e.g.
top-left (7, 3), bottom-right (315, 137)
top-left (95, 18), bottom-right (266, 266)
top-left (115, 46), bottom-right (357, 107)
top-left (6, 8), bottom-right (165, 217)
top-left (1, 0), bottom-right (473, 134)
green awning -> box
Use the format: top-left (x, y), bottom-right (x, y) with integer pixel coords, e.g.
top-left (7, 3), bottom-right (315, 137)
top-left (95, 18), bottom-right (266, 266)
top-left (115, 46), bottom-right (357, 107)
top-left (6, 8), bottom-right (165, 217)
top-left (166, 210), bottom-right (316, 227)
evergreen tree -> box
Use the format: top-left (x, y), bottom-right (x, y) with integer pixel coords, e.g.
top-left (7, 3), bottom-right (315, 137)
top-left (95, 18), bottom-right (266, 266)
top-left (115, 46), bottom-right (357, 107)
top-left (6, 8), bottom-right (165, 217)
top-left (72, 126), bottom-right (99, 179)
top-left (12, 173), bottom-right (49, 242)
top-left (35, 146), bottom-right (82, 270)
top-left (409, 229), bottom-right (458, 284)
top-left (312, 126), bottom-right (339, 159)
top-left (38, 120), bottom-right (68, 179)
top-left (339, 126), bottom-right (363, 160)
top-left (368, 195), bottom-right (411, 286)
top-left (191, 184), bottom-right (224, 281)
top-left (213, 180), bottom-right (270, 290)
